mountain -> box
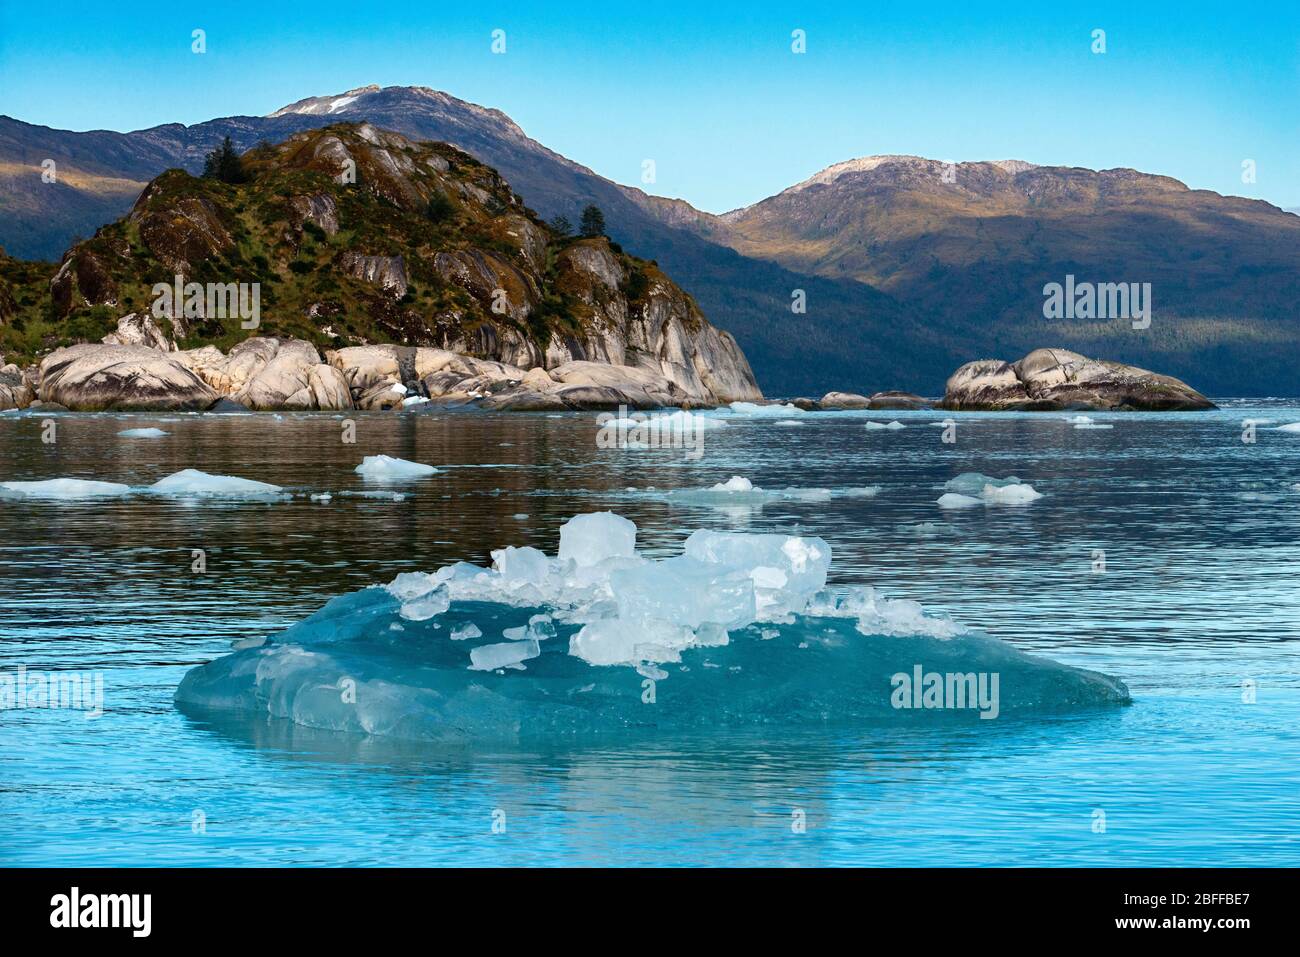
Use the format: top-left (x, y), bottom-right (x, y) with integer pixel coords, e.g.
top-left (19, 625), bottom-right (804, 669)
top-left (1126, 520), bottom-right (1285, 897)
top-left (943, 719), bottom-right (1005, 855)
top-left (0, 123), bottom-right (757, 405)
top-left (3, 86), bottom-right (1299, 396)
top-left (670, 155), bottom-right (1300, 396)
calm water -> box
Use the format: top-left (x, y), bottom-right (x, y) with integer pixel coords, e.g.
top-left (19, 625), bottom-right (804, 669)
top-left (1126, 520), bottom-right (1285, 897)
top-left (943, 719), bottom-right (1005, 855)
top-left (1, 402), bottom-right (1298, 866)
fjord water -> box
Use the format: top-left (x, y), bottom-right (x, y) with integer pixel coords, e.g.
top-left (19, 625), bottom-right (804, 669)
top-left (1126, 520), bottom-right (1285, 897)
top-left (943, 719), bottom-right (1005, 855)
top-left (1, 403), bottom-right (1297, 866)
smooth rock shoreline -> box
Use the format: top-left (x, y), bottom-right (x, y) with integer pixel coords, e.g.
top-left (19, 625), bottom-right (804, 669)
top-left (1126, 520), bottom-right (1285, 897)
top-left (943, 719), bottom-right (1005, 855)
top-left (4, 337), bottom-right (760, 413)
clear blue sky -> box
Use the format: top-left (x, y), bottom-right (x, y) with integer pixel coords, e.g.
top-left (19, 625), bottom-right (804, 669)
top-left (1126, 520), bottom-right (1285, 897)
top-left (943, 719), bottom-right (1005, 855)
top-left (2, 0), bottom-right (1297, 212)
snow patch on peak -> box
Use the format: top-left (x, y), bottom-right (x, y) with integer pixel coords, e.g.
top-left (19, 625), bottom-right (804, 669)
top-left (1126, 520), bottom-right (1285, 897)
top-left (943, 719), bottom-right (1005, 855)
top-left (267, 84), bottom-right (381, 118)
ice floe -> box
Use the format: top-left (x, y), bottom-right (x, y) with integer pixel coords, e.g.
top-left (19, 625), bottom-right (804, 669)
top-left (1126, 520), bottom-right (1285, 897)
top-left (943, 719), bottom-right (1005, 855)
top-left (0, 478), bottom-right (134, 500)
top-left (668, 475), bottom-right (879, 508)
top-left (864, 420), bottom-right (906, 430)
top-left (147, 469), bottom-right (284, 498)
top-left (174, 511), bottom-right (1130, 741)
top-left (118, 428), bottom-right (169, 438)
top-left (355, 455), bottom-right (439, 480)
top-left (939, 473), bottom-right (1043, 506)
top-left (728, 401), bottom-right (806, 417)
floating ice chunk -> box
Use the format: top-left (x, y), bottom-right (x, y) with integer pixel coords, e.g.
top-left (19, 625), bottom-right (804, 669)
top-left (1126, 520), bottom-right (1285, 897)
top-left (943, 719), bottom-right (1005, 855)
top-left (1075, 422), bottom-right (1113, 430)
top-left (118, 427), bottom-right (169, 438)
top-left (684, 529), bottom-right (830, 618)
top-left (937, 492), bottom-right (982, 508)
top-left (807, 585), bottom-right (962, 639)
top-left (512, 513), bottom-right (529, 520)
top-left (728, 401), bottom-right (805, 417)
top-left (389, 383), bottom-right (408, 395)
top-left (0, 478), bottom-right (134, 499)
top-left (355, 455), bottom-right (437, 480)
top-left (491, 545), bottom-right (551, 586)
top-left (711, 476), bottom-right (753, 493)
top-left (469, 639), bottom-right (540, 671)
top-left (944, 473), bottom-right (1020, 495)
top-left (558, 512), bottom-right (637, 567)
top-left (311, 492), bottom-right (333, 503)
top-left (147, 469), bottom-right (282, 497)
top-left (1273, 423), bottom-right (1300, 433)
top-left (569, 619), bottom-right (695, 666)
top-left (401, 396), bottom-right (429, 407)
top-left (386, 572), bottom-right (441, 602)
top-left (175, 510), bottom-right (1133, 740)
top-left (981, 482), bottom-right (1042, 504)
top-left (864, 420), bottom-right (905, 430)
top-left (775, 419), bottom-right (805, 426)
top-left (611, 557), bottom-right (757, 630)
top-left (1064, 415), bottom-right (1094, 424)
top-left (400, 586), bottom-right (451, 621)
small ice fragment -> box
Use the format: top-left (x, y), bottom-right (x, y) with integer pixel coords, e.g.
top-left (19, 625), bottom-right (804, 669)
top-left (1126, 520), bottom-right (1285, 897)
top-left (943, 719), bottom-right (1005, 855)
top-left (231, 635), bottom-right (267, 650)
top-left (512, 513), bottom-right (529, 519)
top-left (864, 421), bottom-right (905, 430)
top-left (311, 492), bottom-right (333, 502)
top-left (558, 512), bottom-right (637, 567)
top-left (450, 623), bottom-right (483, 641)
top-left (503, 625), bottom-right (528, 640)
top-left (469, 639), bottom-right (540, 671)
top-left (401, 396), bottom-right (428, 407)
top-left (937, 492), bottom-right (983, 508)
top-left (118, 427), bottom-right (169, 438)
top-left (355, 455), bottom-right (437, 480)
top-left (399, 585), bottom-right (451, 621)
top-left (527, 614), bottom-right (557, 641)
top-left (389, 383), bottom-right (409, 395)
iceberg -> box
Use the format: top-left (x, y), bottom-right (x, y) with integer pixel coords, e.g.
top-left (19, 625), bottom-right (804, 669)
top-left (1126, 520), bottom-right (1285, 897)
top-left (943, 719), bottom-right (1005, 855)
top-left (668, 476), bottom-right (879, 509)
top-left (940, 473), bottom-right (1042, 505)
top-left (355, 455), bottom-right (438, 480)
top-left (728, 401), bottom-right (805, 417)
top-left (980, 482), bottom-right (1043, 504)
top-left (0, 478), bottom-right (134, 500)
top-left (175, 512), bottom-right (1130, 741)
top-left (147, 469), bottom-right (283, 498)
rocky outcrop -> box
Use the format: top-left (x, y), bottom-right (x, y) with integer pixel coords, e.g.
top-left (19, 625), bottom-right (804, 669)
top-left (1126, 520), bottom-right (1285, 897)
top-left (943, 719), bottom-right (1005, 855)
top-left (0, 361), bottom-right (34, 410)
top-left (102, 313), bottom-right (176, 351)
top-left (178, 337), bottom-right (352, 410)
top-left (864, 390), bottom-right (930, 410)
top-left (940, 348), bottom-right (1215, 411)
top-left (339, 251), bottom-right (408, 299)
top-left (38, 344), bottom-right (218, 411)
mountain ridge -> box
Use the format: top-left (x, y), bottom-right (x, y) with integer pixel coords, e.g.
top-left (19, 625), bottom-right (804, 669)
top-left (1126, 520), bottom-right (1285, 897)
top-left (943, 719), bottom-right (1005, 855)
top-left (3, 84), bottom-right (1298, 396)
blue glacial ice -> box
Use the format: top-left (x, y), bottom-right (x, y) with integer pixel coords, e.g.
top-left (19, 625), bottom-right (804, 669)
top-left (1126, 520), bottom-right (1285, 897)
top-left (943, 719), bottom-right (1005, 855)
top-left (175, 512), bottom-right (1129, 741)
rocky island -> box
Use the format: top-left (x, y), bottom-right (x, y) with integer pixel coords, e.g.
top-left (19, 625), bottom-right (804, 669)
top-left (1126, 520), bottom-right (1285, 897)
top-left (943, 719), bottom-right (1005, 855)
top-left (0, 124), bottom-right (759, 412)
top-left (939, 348), bottom-right (1216, 412)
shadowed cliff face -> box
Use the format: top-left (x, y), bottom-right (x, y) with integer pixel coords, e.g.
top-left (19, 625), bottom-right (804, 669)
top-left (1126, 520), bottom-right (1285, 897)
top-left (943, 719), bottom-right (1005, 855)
top-left (0, 123), bottom-right (759, 403)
